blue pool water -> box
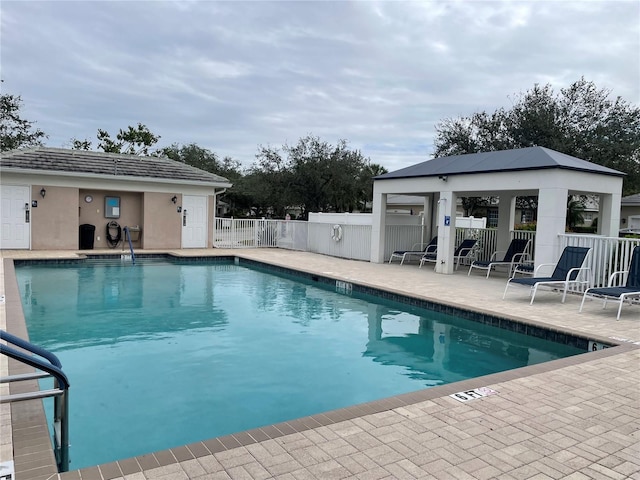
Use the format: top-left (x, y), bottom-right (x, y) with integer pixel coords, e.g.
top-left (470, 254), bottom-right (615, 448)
top-left (16, 259), bottom-right (583, 469)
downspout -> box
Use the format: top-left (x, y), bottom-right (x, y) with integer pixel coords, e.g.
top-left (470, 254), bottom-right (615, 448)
top-left (213, 188), bottom-right (227, 217)
top-left (211, 188), bottom-right (227, 248)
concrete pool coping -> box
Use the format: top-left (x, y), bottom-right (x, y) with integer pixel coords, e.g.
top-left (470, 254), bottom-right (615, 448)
top-left (1, 248), bottom-right (639, 480)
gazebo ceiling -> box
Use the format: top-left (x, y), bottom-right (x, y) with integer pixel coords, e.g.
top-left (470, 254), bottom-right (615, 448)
top-left (375, 146), bottom-right (625, 181)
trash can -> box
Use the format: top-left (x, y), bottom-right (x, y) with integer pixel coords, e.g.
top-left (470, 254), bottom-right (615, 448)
top-left (79, 224), bottom-right (96, 250)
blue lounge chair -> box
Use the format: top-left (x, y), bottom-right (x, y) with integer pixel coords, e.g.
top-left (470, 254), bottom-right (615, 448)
top-left (420, 238), bottom-right (477, 270)
top-left (579, 246), bottom-right (640, 320)
top-left (468, 238), bottom-right (531, 278)
top-left (503, 246), bottom-right (591, 304)
top-left (389, 236), bottom-right (437, 265)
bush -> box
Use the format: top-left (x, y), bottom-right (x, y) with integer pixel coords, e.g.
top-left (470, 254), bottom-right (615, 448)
top-left (515, 222), bottom-right (537, 231)
top-left (571, 226), bottom-right (597, 234)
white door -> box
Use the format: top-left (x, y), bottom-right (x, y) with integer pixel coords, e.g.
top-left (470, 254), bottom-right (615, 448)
top-left (1, 185), bottom-right (31, 249)
top-left (181, 195), bottom-right (208, 248)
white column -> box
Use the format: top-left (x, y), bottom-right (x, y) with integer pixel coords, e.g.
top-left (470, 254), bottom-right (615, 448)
top-left (497, 194), bottom-right (516, 252)
top-left (597, 193), bottom-right (621, 237)
top-left (435, 191), bottom-right (456, 274)
top-left (422, 196), bottom-right (431, 242)
top-left (536, 187), bottom-right (568, 266)
top-left (370, 191), bottom-right (387, 263)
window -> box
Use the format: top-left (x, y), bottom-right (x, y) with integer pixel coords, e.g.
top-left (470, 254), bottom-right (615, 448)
top-left (488, 208), bottom-right (499, 227)
top-left (520, 210), bottom-right (534, 223)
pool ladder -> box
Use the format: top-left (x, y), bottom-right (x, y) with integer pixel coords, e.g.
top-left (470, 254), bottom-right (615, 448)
top-left (122, 226), bottom-right (136, 264)
top-left (0, 330), bottom-right (71, 472)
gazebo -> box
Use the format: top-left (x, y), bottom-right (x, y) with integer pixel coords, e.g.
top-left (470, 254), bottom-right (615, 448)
top-left (371, 147), bottom-right (624, 273)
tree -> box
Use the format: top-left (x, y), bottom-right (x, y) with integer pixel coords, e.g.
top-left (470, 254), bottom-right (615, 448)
top-left (357, 163), bottom-right (388, 212)
top-left (0, 92), bottom-right (47, 151)
top-left (434, 78), bottom-right (640, 195)
top-left (71, 123), bottom-right (160, 155)
top-left (566, 197), bottom-right (586, 230)
top-left (252, 136), bottom-right (373, 219)
top-left (159, 143), bottom-right (222, 173)
top-left (158, 143), bottom-right (248, 216)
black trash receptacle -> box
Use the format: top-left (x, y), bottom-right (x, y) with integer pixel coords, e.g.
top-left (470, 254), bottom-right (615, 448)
top-left (79, 224), bottom-right (96, 250)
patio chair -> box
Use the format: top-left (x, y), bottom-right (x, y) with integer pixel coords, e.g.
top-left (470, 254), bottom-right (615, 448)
top-left (579, 246), bottom-right (640, 320)
top-left (503, 246), bottom-right (592, 304)
top-left (468, 238), bottom-right (531, 278)
top-left (420, 238), bottom-right (477, 270)
top-left (389, 236), bottom-right (437, 265)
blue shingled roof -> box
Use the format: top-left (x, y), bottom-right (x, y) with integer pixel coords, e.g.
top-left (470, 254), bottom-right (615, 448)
top-left (375, 146), bottom-right (625, 180)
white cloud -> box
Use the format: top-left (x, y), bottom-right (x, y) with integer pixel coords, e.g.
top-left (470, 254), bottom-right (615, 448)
top-left (1, 0), bottom-right (638, 173)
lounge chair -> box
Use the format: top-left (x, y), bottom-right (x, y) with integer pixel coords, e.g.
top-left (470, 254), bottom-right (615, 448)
top-left (389, 237), bottom-right (437, 265)
top-left (579, 246), bottom-right (640, 320)
top-left (468, 238), bottom-right (531, 278)
top-left (503, 246), bottom-right (592, 304)
top-left (420, 238), bottom-right (477, 270)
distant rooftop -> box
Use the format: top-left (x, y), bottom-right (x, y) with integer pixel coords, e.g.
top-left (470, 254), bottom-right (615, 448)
top-left (622, 193), bottom-right (640, 205)
top-left (0, 147), bottom-right (231, 185)
top-left (376, 146), bottom-right (625, 180)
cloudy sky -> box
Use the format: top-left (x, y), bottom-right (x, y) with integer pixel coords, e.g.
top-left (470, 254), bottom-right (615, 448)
top-left (1, 1), bottom-right (638, 172)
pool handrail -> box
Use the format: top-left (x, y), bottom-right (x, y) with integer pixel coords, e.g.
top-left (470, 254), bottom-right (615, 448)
top-left (123, 226), bottom-right (136, 264)
top-left (1, 329), bottom-right (63, 368)
top-left (0, 330), bottom-right (70, 472)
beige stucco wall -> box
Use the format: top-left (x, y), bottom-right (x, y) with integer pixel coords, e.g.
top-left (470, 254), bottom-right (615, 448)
top-left (31, 189), bottom-right (211, 250)
top-left (31, 185), bottom-right (79, 249)
top-left (142, 192), bottom-right (182, 249)
top-left (77, 190), bottom-right (143, 249)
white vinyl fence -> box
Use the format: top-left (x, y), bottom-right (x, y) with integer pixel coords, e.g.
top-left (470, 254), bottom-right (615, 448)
top-left (214, 219), bottom-right (638, 287)
top-left (215, 219), bottom-right (534, 264)
top-left (454, 228), bottom-right (536, 263)
top-left (560, 233), bottom-right (640, 288)
top-left (214, 218), bottom-right (308, 250)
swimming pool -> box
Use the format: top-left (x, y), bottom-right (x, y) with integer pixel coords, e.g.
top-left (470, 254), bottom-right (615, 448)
top-left (16, 258), bottom-right (584, 470)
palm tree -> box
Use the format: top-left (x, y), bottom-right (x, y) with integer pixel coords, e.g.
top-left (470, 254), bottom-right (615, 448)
top-left (566, 197), bottom-right (586, 230)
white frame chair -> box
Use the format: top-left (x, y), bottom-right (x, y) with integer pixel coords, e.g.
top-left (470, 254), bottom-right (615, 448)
top-left (503, 246), bottom-right (592, 304)
top-left (579, 246), bottom-right (640, 320)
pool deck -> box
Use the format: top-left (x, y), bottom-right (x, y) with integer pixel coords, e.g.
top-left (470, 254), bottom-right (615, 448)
top-left (1, 248), bottom-right (639, 480)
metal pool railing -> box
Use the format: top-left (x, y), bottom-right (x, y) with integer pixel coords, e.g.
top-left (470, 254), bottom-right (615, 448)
top-left (0, 330), bottom-right (71, 472)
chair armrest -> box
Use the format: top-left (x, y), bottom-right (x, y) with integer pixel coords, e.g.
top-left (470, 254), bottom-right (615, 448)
top-left (607, 270), bottom-right (629, 287)
top-left (490, 251), bottom-right (505, 261)
top-left (564, 266), bottom-right (590, 281)
top-left (511, 252), bottom-right (528, 263)
top-left (534, 262), bottom-right (556, 276)
top-left (425, 244), bottom-right (437, 254)
top-left (513, 263), bottom-right (534, 276)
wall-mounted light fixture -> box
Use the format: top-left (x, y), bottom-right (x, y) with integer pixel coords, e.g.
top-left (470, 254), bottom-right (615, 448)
top-left (171, 195), bottom-right (177, 204)
top-left (40, 188), bottom-right (46, 198)
top-left (438, 175), bottom-right (448, 182)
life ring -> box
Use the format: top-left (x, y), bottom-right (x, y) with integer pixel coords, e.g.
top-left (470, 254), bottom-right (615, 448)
top-left (331, 224), bottom-right (343, 242)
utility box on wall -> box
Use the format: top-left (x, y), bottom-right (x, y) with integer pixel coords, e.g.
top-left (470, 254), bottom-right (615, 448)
top-left (126, 226), bottom-right (141, 242)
